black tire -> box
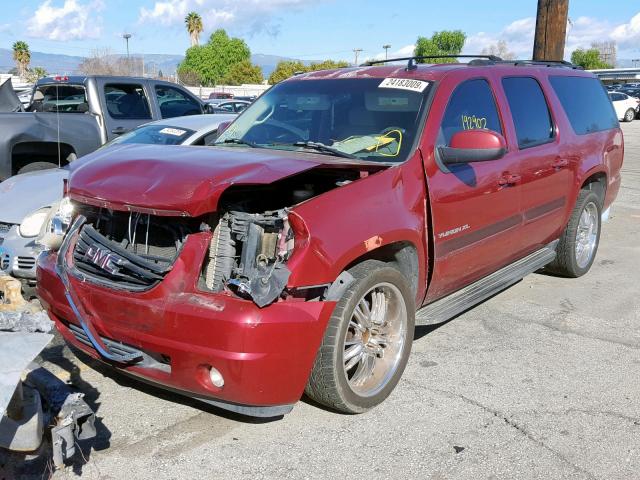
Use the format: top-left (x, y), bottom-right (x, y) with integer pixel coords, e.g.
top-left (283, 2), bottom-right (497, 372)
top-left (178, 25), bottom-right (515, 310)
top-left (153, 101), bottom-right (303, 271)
top-left (547, 190), bottom-right (601, 278)
top-left (624, 108), bottom-right (635, 122)
top-left (17, 161), bottom-right (58, 174)
top-left (305, 260), bottom-right (415, 413)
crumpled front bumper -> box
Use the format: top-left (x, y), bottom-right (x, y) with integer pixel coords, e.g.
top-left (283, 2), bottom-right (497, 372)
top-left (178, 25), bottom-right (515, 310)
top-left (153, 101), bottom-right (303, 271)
top-left (36, 230), bottom-right (336, 417)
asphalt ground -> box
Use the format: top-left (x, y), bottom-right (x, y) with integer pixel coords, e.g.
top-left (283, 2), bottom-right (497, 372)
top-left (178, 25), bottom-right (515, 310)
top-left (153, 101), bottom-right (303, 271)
top-left (2, 121), bottom-right (639, 480)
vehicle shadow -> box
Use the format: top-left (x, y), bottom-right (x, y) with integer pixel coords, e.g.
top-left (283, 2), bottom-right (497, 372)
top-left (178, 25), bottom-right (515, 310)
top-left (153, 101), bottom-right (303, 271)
top-left (0, 338), bottom-right (112, 478)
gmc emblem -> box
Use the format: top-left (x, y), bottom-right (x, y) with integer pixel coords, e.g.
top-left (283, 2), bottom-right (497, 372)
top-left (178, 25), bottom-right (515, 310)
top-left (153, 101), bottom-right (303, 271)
top-left (84, 245), bottom-right (124, 275)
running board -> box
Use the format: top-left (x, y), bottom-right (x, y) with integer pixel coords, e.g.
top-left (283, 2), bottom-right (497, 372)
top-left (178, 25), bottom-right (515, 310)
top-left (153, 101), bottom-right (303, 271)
top-left (415, 244), bottom-right (557, 326)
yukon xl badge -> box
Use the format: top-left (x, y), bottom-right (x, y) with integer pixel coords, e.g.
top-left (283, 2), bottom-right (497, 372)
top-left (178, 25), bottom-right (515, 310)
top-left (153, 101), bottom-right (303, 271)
top-left (84, 245), bottom-right (124, 275)
top-left (437, 224), bottom-right (470, 239)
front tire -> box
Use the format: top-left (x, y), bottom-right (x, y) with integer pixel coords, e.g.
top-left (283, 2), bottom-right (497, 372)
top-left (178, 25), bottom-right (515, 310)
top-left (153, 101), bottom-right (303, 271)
top-left (305, 260), bottom-right (414, 413)
top-left (547, 190), bottom-right (601, 277)
top-left (17, 161), bottom-right (58, 174)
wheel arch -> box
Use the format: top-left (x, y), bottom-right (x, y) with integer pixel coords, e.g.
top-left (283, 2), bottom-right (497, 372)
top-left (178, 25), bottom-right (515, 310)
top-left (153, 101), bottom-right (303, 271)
top-left (11, 141), bottom-right (76, 175)
top-left (580, 171), bottom-right (607, 207)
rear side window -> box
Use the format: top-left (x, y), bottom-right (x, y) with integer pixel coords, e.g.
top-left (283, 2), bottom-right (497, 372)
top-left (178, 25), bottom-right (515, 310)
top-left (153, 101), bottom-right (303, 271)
top-left (105, 84), bottom-right (152, 120)
top-left (549, 76), bottom-right (618, 135)
top-left (502, 77), bottom-right (554, 149)
top-left (439, 78), bottom-right (502, 145)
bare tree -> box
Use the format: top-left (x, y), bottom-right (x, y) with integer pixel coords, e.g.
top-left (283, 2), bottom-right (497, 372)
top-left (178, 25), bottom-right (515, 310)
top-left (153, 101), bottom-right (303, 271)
top-left (482, 40), bottom-right (516, 60)
top-left (79, 48), bottom-right (145, 76)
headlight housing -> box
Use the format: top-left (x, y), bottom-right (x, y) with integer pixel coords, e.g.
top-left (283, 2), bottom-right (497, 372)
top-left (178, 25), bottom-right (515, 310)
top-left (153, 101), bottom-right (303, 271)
top-left (19, 208), bottom-right (50, 237)
top-left (37, 197), bottom-right (75, 251)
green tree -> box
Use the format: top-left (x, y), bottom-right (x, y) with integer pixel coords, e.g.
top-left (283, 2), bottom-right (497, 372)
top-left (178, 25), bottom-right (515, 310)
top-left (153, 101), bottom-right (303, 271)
top-left (12, 41), bottom-right (31, 77)
top-left (414, 30), bottom-right (466, 63)
top-left (570, 48), bottom-right (612, 69)
top-left (177, 29), bottom-right (251, 86)
top-left (268, 60), bottom-right (306, 84)
top-left (185, 12), bottom-right (203, 47)
top-left (221, 60), bottom-right (264, 85)
top-left (25, 66), bottom-right (47, 83)
top-left (268, 59), bottom-right (348, 84)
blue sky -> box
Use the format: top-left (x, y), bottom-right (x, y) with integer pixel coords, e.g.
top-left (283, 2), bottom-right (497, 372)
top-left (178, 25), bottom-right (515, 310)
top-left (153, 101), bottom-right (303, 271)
top-left (1, 0), bottom-right (639, 62)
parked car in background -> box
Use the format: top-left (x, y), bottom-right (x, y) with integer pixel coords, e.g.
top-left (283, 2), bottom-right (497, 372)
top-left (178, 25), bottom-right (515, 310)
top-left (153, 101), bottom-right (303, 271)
top-left (608, 91), bottom-right (639, 121)
top-left (0, 114), bottom-right (235, 295)
top-left (208, 92), bottom-right (234, 100)
top-left (0, 76), bottom-right (213, 180)
top-left (214, 100), bottom-right (251, 113)
top-left (38, 58), bottom-right (622, 417)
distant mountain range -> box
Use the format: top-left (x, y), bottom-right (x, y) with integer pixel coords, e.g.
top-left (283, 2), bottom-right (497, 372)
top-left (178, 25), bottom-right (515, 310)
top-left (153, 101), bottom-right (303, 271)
top-left (0, 49), bottom-right (306, 78)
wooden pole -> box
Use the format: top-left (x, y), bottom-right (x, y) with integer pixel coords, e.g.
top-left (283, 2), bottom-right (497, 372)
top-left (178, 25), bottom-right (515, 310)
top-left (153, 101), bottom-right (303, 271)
top-left (532, 0), bottom-right (569, 61)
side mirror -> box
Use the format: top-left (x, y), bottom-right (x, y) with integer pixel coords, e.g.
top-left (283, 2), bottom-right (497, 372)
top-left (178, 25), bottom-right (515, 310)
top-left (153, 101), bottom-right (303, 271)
top-left (217, 120), bottom-right (232, 134)
top-left (204, 103), bottom-right (216, 114)
top-left (438, 129), bottom-right (507, 165)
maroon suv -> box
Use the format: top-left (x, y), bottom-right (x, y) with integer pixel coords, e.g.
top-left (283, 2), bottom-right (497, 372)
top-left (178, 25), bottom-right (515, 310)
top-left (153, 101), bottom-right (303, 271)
top-left (37, 57), bottom-right (623, 417)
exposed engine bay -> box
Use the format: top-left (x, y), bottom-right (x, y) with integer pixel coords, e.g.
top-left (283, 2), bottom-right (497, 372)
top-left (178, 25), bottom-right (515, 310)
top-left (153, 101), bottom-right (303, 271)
top-left (201, 167), bottom-right (372, 306)
top-left (204, 210), bottom-right (293, 307)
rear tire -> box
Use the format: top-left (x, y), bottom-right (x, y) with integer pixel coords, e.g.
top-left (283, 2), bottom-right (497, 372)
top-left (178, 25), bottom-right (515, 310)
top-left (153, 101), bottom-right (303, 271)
top-left (17, 161), bottom-right (58, 174)
top-left (305, 260), bottom-right (414, 413)
top-left (624, 108), bottom-right (635, 122)
top-left (547, 190), bottom-right (601, 278)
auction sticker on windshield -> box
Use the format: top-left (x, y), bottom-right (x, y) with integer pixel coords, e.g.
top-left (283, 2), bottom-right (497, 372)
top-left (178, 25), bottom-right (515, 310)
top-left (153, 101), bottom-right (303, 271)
top-left (379, 78), bottom-right (429, 93)
top-left (159, 128), bottom-right (188, 136)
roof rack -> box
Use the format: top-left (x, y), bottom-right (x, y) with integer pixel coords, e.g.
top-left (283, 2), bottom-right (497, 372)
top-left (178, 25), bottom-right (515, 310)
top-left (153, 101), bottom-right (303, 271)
top-left (361, 55), bottom-right (583, 71)
top-left (362, 55), bottom-right (502, 70)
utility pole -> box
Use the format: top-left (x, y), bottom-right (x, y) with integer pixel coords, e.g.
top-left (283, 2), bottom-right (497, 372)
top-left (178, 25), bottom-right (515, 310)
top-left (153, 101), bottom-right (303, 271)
top-left (383, 44), bottom-right (391, 60)
top-left (353, 48), bottom-right (363, 66)
top-left (532, 0), bottom-right (569, 61)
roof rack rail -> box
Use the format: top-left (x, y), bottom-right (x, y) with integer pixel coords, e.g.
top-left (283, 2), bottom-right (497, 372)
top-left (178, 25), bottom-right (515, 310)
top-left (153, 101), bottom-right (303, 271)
top-left (498, 59), bottom-right (583, 69)
top-left (362, 55), bottom-right (503, 70)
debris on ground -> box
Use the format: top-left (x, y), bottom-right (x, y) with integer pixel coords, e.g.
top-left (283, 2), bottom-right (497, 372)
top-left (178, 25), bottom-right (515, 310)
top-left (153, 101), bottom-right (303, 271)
top-left (0, 273), bottom-right (95, 468)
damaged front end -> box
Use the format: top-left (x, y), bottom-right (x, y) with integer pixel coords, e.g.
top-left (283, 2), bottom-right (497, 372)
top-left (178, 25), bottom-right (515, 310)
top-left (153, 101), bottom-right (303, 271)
top-left (205, 210), bottom-right (294, 307)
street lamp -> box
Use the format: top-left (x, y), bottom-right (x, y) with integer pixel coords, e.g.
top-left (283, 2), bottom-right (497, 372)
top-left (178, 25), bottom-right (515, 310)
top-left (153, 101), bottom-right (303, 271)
top-left (122, 33), bottom-right (132, 60)
top-left (383, 44), bottom-right (391, 60)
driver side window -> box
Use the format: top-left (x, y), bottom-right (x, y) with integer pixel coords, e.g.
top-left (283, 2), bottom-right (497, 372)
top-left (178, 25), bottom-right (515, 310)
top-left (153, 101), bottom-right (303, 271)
top-left (439, 79), bottom-right (502, 146)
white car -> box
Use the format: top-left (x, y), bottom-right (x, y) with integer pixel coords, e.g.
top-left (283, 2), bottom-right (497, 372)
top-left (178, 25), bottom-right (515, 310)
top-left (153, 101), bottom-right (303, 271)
top-left (608, 91), bottom-right (639, 122)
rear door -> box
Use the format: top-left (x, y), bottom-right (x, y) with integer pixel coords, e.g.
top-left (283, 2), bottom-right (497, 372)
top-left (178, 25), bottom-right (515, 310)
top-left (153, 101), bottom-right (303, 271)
top-left (499, 76), bottom-right (570, 252)
top-left (424, 76), bottom-right (524, 301)
top-left (97, 80), bottom-right (154, 141)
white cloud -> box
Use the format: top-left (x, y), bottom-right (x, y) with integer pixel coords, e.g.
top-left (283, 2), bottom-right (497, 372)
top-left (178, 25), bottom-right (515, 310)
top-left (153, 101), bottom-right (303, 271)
top-left (611, 12), bottom-right (640, 49)
top-left (139, 0), bottom-right (323, 37)
top-left (27, 0), bottom-right (104, 41)
top-left (463, 11), bottom-right (640, 60)
top-left (463, 17), bottom-right (535, 58)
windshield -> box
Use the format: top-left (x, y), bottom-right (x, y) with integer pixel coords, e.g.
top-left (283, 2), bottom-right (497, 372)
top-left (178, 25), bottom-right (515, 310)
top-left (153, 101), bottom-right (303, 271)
top-left (215, 78), bottom-right (430, 163)
top-left (104, 124), bottom-right (195, 147)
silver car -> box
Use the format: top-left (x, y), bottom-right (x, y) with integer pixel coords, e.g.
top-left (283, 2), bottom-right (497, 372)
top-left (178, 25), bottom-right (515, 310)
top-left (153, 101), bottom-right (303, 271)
top-left (0, 114), bottom-right (236, 292)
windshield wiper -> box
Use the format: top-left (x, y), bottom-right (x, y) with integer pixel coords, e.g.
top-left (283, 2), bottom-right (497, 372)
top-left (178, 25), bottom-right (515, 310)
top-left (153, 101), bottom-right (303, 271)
top-left (216, 138), bottom-right (259, 148)
top-left (292, 141), bottom-right (358, 159)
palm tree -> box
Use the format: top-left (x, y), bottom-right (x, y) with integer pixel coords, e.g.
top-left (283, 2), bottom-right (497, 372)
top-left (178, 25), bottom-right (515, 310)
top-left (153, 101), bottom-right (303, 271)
top-left (12, 41), bottom-right (31, 78)
top-left (185, 12), bottom-right (203, 47)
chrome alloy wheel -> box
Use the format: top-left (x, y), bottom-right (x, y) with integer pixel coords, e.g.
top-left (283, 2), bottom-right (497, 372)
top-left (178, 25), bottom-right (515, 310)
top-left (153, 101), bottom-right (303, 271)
top-left (343, 282), bottom-right (408, 397)
top-left (575, 201), bottom-right (599, 269)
